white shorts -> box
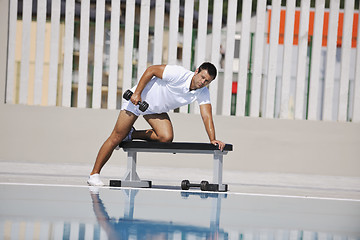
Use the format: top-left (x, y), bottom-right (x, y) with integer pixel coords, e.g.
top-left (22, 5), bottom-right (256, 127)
top-left (121, 99), bottom-right (160, 116)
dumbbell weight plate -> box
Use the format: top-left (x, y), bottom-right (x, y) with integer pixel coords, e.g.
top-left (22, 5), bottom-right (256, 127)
top-left (200, 180), bottom-right (209, 191)
top-left (181, 180), bottom-right (190, 190)
top-left (139, 101), bottom-right (149, 112)
top-left (123, 90), bottom-right (133, 100)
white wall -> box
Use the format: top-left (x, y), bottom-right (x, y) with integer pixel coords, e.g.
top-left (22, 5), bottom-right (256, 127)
top-left (0, 104), bottom-right (359, 177)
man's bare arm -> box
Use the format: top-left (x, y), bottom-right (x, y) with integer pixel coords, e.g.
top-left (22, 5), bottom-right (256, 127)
top-left (200, 104), bottom-right (225, 151)
top-left (130, 65), bottom-right (166, 105)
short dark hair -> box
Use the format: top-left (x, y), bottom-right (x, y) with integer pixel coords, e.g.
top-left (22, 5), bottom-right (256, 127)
top-left (198, 62), bottom-right (217, 80)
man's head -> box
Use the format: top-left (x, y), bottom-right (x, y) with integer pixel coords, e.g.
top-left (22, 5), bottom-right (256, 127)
top-left (190, 62), bottom-right (217, 91)
top-left (198, 62), bottom-right (217, 80)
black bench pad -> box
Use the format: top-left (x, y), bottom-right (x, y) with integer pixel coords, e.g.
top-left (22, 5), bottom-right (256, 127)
top-left (119, 141), bottom-right (233, 152)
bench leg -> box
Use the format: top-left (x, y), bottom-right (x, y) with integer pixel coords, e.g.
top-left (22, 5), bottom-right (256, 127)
top-left (213, 153), bottom-right (223, 184)
top-left (213, 153), bottom-right (227, 192)
top-left (124, 151), bottom-right (140, 181)
top-left (110, 151), bottom-right (151, 188)
top-left (123, 189), bottom-right (138, 219)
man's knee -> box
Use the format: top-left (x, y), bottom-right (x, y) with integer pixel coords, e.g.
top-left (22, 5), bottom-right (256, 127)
top-left (108, 135), bottom-right (120, 147)
top-left (108, 131), bottom-right (126, 147)
top-left (158, 133), bottom-right (173, 143)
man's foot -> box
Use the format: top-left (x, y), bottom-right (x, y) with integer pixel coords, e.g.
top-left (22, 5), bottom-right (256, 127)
top-left (122, 126), bottom-right (135, 142)
top-left (88, 186), bottom-right (100, 195)
top-left (87, 174), bottom-right (104, 186)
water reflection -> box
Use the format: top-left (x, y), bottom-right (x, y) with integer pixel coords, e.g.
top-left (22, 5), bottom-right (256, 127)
top-left (90, 188), bottom-right (228, 239)
top-left (1, 184), bottom-right (360, 239)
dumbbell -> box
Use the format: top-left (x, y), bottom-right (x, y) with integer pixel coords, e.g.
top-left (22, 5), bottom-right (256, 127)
top-left (123, 90), bottom-right (149, 112)
top-left (181, 180), bottom-right (210, 191)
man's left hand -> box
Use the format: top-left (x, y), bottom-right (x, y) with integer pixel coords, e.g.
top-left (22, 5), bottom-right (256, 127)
top-left (211, 140), bottom-right (225, 151)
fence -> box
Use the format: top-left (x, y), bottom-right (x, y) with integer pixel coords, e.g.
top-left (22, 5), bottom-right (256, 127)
top-left (5, 0), bottom-right (360, 122)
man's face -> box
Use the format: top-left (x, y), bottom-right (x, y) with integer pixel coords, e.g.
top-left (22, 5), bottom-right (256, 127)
top-left (191, 69), bottom-right (214, 90)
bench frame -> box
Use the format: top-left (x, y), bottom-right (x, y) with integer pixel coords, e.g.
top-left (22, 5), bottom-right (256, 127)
top-left (111, 141), bottom-right (233, 192)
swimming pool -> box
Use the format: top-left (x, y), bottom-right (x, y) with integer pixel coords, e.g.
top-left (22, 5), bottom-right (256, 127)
top-left (1, 183), bottom-right (359, 239)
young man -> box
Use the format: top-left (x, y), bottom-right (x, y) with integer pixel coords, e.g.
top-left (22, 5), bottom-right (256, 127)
top-left (88, 62), bottom-right (225, 186)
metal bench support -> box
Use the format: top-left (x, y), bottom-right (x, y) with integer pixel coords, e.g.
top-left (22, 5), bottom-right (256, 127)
top-left (120, 151), bottom-right (152, 188)
top-left (213, 152), bottom-right (227, 191)
top-left (110, 141), bottom-right (233, 191)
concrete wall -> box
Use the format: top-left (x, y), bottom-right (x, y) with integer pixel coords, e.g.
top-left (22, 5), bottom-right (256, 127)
top-left (0, 103), bottom-right (359, 177)
top-left (1, 0), bottom-right (359, 177)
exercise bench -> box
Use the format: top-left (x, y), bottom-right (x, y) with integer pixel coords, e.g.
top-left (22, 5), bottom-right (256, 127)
top-left (110, 141), bottom-right (233, 192)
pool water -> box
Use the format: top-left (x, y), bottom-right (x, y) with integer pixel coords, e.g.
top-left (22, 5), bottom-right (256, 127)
top-left (1, 183), bottom-right (359, 239)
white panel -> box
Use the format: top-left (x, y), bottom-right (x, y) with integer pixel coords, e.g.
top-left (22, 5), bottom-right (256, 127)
top-left (11, 221), bottom-right (20, 240)
top-left (137, 0), bottom-right (151, 78)
top-left (108, 0), bottom-right (121, 110)
top-left (193, 0), bottom-right (208, 114)
top-left (0, 221), bottom-right (4, 240)
top-left (179, 0), bottom-right (194, 113)
top-left (6, 0), bottom-right (18, 103)
top-left (195, 0), bottom-right (208, 67)
top-left (48, 0), bottom-right (61, 106)
top-left (222, 0), bottom-right (237, 116)
top-left (84, 224), bottom-right (94, 240)
top-left (280, 0), bottom-right (296, 119)
top-left (99, 227), bottom-right (107, 240)
top-left (62, 0), bottom-right (75, 107)
top-left (323, 0), bottom-right (340, 121)
top-left (182, 0), bottom-right (194, 69)
top-left (338, 0), bottom-right (354, 121)
top-left (236, 0), bottom-right (252, 117)
top-left (19, 0), bottom-right (33, 104)
top-left (353, 10), bottom-right (360, 122)
top-left (250, 0), bottom-right (267, 117)
top-left (39, 222), bottom-right (50, 239)
top-left (52, 222), bottom-right (64, 240)
top-left (122, 0), bottom-right (135, 92)
top-left (265, 0), bottom-right (281, 118)
top-left (92, 0), bottom-right (106, 109)
top-left (24, 222), bottom-right (34, 240)
top-left (77, 0), bottom-right (90, 108)
top-left (168, 0), bottom-right (179, 64)
top-left (307, 0), bottom-right (325, 120)
top-left (210, 0), bottom-right (223, 115)
top-left (33, 0), bottom-right (47, 105)
top-left (289, 230), bottom-right (300, 240)
top-left (153, 0), bottom-right (165, 65)
top-left (69, 222), bottom-right (79, 240)
top-left (294, 0), bottom-right (310, 120)
top-left (168, 0), bottom-right (180, 112)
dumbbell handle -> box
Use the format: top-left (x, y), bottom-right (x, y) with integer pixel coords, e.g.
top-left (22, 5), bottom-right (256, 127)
top-left (188, 183), bottom-right (201, 188)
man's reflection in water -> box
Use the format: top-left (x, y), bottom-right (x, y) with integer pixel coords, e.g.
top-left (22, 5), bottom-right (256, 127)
top-left (90, 188), bottom-right (167, 240)
top-left (89, 188), bottom-right (226, 240)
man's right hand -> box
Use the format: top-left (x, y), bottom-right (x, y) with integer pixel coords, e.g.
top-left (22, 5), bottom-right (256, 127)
top-left (130, 91), bottom-right (142, 105)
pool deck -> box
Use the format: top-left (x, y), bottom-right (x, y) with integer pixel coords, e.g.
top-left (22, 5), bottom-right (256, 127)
top-left (1, 161), bottom-right (359, 200)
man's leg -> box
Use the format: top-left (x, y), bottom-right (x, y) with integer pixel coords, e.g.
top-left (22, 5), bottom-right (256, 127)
top-left (90, 110), bottom-right (138, 175)
top-left (132, 113), bottom-right (174, 142)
